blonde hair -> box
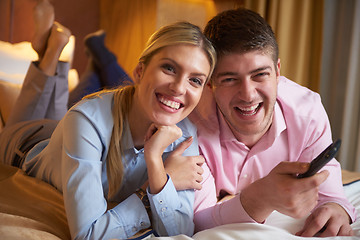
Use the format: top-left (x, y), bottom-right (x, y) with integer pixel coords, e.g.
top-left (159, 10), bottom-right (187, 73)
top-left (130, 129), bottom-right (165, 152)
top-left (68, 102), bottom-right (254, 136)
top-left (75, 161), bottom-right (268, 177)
top-left (140, 21), bottom-right (216, 81)
top-left (104, 21), bottom-right (216, 199)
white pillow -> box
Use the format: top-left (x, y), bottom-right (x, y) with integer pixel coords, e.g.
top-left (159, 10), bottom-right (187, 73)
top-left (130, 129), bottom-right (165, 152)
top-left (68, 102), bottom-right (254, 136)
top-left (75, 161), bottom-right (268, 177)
top-left (0, 41), bottom-right (36, 82)
top-left (0, 36), bottom-right (75, 84)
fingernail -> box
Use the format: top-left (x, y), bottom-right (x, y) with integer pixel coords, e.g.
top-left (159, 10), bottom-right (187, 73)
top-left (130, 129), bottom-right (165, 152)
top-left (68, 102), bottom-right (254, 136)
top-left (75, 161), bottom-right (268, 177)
top-left (301, 162), bottom-right (309, 169)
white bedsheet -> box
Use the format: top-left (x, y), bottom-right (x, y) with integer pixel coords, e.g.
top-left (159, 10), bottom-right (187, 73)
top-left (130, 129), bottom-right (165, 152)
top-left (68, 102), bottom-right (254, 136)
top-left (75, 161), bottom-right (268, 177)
top-left (151, 181), bottom-right (360, 240)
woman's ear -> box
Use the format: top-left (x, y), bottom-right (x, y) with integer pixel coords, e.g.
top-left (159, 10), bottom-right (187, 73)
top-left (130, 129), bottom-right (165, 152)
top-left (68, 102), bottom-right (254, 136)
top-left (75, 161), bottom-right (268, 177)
top-left (133, 62), bottom-right (144, 84)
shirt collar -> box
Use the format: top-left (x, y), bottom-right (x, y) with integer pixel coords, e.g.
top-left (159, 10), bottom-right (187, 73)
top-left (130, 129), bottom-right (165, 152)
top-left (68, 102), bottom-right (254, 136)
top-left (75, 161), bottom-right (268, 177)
top-left (121, 119), bottom-right (139, 152)
top-left (269, 100), bottom-right (287, 142)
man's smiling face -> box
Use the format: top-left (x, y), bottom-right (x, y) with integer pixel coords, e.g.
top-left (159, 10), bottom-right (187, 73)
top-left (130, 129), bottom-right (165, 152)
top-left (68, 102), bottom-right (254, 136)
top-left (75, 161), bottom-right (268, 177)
top-left (211, 50), bottom-right (280, 147)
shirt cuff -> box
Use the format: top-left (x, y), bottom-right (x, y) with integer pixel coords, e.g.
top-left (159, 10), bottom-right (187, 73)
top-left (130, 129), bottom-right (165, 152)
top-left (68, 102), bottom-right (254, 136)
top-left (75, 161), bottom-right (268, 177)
top-left (146, 175), bottom-right (194, 236)
top-left (112, 194), bottom-right (151, 237)
top-left (215, 194), bottom-right (257, 225)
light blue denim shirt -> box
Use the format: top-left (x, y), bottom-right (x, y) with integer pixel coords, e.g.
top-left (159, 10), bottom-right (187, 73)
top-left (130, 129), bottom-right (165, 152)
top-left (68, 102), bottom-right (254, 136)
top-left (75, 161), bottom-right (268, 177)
top-left (22, 92), bottom-right (197, 239)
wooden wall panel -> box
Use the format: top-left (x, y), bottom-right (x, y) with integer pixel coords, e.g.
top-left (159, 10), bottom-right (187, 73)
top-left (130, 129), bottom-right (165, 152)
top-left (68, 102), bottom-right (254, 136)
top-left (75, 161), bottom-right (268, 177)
top-left (0, 0), bottom-right (13, 42)
top-left (0, 0), bottom-right (100, 74)
top-left (52, 0), bottom-right (100, 74)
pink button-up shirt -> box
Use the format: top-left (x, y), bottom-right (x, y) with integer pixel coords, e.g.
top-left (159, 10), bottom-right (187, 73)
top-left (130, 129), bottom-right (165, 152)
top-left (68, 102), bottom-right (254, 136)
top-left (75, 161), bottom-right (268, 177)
top-left (191, 76), bottom-right (356, 232)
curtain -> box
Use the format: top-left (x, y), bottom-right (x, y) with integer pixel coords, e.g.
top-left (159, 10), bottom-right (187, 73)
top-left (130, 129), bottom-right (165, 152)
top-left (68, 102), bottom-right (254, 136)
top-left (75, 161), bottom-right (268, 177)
top-left (99, 0), bottom-right (157, 78)
top-left (99, 0), bottom-right (323, 92)
top-left (156, 0), bottom-right (217, 30)
top-left (320, 0), bottom-right (360, 171)
top-left (238, 0), bottom-right (324, 92)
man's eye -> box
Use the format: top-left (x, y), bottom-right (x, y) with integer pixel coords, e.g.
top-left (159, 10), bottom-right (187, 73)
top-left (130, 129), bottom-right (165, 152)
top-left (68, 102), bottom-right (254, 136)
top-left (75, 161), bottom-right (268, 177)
top-left (213, 77), bottom-right (236, 87)
top-left (254, 72), bottom-right (269, 79)
top-left (222, 78), bottom-right (235, 83)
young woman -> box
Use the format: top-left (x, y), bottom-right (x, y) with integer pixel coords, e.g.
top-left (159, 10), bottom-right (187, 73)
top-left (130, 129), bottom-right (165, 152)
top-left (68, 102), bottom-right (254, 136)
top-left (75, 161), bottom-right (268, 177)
top-left (0, 1), bottom-right (216, 239)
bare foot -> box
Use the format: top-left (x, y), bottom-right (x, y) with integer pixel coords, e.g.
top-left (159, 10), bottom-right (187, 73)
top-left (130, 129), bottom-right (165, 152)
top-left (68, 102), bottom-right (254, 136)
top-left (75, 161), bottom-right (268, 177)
top-left (46, 22), bottom-right (72, 54)
top-left (84, 29), bottom-right (106, 47)
top-left (84, 29), bottom-right (106, 57)
top-left (83, 29), bottom-right (118, 69)
top-left (31, 0), bottom-right (54, 58)
top-left (38, 22), bottom-right (71, 76)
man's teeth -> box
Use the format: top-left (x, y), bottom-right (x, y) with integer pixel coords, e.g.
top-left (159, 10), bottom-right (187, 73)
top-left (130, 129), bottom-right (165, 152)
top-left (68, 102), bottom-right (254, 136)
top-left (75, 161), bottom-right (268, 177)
top-left (237, 104), bottom-right (259, 116)
top-left (239, 104), bottom-right (259, 112)
top-left (159, 96), bottom-right (180, 110)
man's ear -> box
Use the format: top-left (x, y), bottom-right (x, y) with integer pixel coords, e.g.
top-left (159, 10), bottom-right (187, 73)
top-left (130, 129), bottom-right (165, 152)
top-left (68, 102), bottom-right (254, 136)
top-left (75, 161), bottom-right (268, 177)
top-left (276, 58), bottom-right (281, 83)
top-left (276, 58), bottom-right (281, 77)
top-left (133, 62), bottom-right (144, 84)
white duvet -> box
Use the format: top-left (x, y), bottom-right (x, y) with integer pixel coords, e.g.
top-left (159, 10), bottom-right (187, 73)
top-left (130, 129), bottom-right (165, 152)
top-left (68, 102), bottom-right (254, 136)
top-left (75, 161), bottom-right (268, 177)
top-left (151, 181), bottom-right (360, 240)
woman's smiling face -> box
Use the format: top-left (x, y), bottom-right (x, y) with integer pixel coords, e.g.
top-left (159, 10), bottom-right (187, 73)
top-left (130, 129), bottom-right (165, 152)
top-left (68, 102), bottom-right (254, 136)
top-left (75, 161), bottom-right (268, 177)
top-left (133, 44), bottom-right (211, 126)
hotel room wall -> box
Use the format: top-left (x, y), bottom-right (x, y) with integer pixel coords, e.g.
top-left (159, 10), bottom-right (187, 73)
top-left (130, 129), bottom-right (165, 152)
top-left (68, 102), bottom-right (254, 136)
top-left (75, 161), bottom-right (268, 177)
top-left (0, 0), bottom-right (240, 81)
top-left (0, 0), bottom-right (100, 75)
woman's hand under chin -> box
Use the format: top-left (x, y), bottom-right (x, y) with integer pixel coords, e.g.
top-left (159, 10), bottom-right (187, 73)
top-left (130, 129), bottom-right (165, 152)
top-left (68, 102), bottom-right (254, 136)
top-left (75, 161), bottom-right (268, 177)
top-left (144, 123), bottom-right (182, 160)
top-left (143, 123), bottom-right (182, 194)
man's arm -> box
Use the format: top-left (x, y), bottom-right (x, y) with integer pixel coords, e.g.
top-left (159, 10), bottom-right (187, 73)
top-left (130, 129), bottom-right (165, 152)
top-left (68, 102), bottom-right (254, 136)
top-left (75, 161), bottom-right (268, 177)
top-left (193, 160), bottom-right (329, 232)
top-left (292, 93), bottom-right (356, 237)
top-left (193, 162), bottom-right (256, 232)
top-left (240, 162), bottom-right (328, 223)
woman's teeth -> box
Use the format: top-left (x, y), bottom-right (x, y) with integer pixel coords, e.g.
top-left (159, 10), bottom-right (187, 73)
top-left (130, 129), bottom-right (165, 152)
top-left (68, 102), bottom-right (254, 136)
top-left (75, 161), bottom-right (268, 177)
top-left (159, 96), bottom-right (180, 110)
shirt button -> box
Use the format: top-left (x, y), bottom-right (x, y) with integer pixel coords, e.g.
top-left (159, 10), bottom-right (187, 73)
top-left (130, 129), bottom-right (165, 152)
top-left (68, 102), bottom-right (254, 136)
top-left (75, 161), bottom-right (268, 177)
top-left (161, 208), bottom-right (166, 212)
top-left (159, 200), bottom-right (163, 204)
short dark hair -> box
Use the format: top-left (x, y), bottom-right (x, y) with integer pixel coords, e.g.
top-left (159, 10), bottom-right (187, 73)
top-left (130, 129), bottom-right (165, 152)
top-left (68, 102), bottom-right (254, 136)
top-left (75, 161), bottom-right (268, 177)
top-left (204, 8), bottom-right (279, 65)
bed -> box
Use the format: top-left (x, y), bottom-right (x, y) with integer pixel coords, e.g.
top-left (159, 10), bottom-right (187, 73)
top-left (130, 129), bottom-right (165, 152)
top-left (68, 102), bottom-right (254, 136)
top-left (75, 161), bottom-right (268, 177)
top-left (1, 40), bottom-right (360, 240)
top-left (152, 172), bottom-right (360, 240)
top-left (0, 164), bottom-right (360, 240)
top-left (0, 163), bottom-right (70, 240)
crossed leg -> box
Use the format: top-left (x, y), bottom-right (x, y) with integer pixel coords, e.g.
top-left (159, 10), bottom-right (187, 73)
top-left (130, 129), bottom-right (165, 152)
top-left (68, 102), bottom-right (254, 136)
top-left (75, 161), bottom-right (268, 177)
top-left (6, 0), bottom-right (71, 126)
top-left (68, 30), bottom-right (133, 107)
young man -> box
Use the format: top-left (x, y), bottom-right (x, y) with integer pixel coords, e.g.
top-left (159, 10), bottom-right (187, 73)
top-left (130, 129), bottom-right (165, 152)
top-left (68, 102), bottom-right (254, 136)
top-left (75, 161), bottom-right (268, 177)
top-left (190, 8), bottom-right (356, 237)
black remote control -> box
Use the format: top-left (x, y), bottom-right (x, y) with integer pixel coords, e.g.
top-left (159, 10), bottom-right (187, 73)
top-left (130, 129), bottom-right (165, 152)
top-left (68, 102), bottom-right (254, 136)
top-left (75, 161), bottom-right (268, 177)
top-left (297, 139), bottom-right (341, 178)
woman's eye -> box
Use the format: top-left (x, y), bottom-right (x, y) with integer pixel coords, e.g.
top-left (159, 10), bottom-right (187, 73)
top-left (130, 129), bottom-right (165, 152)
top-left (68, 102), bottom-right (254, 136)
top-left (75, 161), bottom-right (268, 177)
top-left (162, 64), bottom-right (175, 73)
top-left (190, 77), bottom-right (204, 87)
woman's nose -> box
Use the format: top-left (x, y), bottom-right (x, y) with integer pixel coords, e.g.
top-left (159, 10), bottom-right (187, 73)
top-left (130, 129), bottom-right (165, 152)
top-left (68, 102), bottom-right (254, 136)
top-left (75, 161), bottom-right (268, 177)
top-left (169, 77), bottom-right (186, 95)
